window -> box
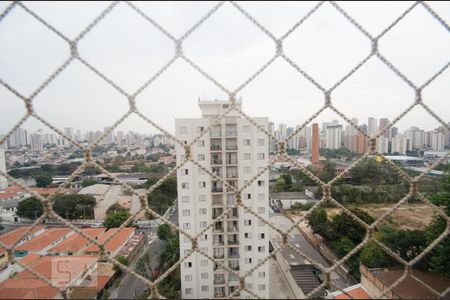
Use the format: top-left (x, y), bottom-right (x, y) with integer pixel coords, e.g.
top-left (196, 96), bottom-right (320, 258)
top-left (257, 139), bottom-right (265, 146)
top-left (185, 262), bottom-right (192, 268)
top-left (258, 233), bottom-right (265, 239)
top-left (257, 194), bottom-right (264, 201)
top-left (244, 232), bottom-right (251, 239)
top-left (182, 196), bottom-right (190, 203)
top-left (199, 181), bottom-right (206, 188)
top-left (257, 153), bottom-right (265, 160)
top-left (179, 126), bottom-right (187, 134)
top-left (244, 220), bottom-right (252, 226)
top-left (183, 236), bottom-right (190, 243)
top-left (181, 182), bottom-right (189, 189)
top-left (199, 208), bottom-right (207, 215)
top-left (198, 154), bottom-right (205, 161)
top-left (257, 180), bottom-right (264, 187)
top-left (258, 285), bottom-right (266, 291)
top-left (257, 167), bottom-right (265, 173)
top-left (200, 221), bottom-right (207, 228)
top-left (245, 245), bottom-right (252, 251)
top-left (243, 125), bottom-right (250, 132)
top-left (258, 272), bottom-right (265, 278)
top-left (201, 286), bottom-right (209, 292)
top-left (199, 195), bottom-right (207, 201)
top-left (244, 167), bottom-right (251, 174)
top-left (201, 273), bottom-right (209, 279)
top-left (246, 283), bottom-right (252, 289)
top-left (198, 167), bottom-right (205, 175)
top-left (181, 169), bottom-right (189, 175)
top-left (182, 209), bottom-right (190, 216)
top-left (200, 234), bottom-right (208, 241)
top-left (258, 220), bottom-right (265, 227)
top-left (257, 207), bottom-right (265, 214)
top-left (243, 139), bottom-right (250, 146)
top-left (197, 126), bottom-right (204, 133)
top-left (180, 155), bottom-right (185, 161)
top-left (185, 288), bottom-right (193, 294)
top-left (245, 258), bottom-right (252, 264)
top-left (201, 259), bottom-right (208, 266)
top-left (185, 275), bottom-right (192, 281)
top-left (184, 249), bottom-right (190, 256)
top-left (197, 140), bottom-right (205, 147)
top-left (258, 246), bottom-right (265, 252)
top-left (183, 223), bottom-right (191, 229)
top-left (200, 247), bottom-right (208, 254)
top-left (246, 193), bottom-right (251, 200)
top-left (243, 153), bottom-right (251, 160)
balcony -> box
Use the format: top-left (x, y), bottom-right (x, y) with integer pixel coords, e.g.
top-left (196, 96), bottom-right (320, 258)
top-left (213, 224), bottom-right (224, 233)
top-left (213, 208), bottom-right (223, 219)
top-left (228, 251), bottom-right (239, 259)
top-left (228, 239), bottom-right (239, 245)
top-left (226, 159), bottom-right (238, 165)
top-left (227, 226), bottom-right (238, 232)
top-left (214, 253), bottom-right (225, 259)
top-left (228, 262), bottom-right (240, 271)
top-left (210, 143), bottom-right (222, 151)
top-left (225, 130), bottom-right (237, 137)
top-left (214, 278), bottom-right (225, 284)
top-left (212, 186), bottom-right (223, 193)
top-left (211, 159), bottom-right (222, 165)
top-left (212, 196), bottom-right (223, 206)
top-left (225, 143), bottom-right (237, 151)
top-left (214, 293), bottom-right (225, 298)
top-left (213, 240), bottom-right (224, 246)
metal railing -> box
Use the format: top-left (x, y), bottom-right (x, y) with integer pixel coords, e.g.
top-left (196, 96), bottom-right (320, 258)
top-left (0, 1), bottom-right (449, 299)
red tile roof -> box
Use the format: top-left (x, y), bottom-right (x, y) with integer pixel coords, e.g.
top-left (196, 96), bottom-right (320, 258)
top-left (334, 285), bottom-right (371, 299)
top-left (83, 228), bottom-right (134, 254)
top-left (0, 278), bottom-right (59, 299)
top-left (15, 228), bottom-right (71, 252)
top-left (0, 226), bottom-right (45, 256)
top-left (48, 228), bottom-right (104, 253)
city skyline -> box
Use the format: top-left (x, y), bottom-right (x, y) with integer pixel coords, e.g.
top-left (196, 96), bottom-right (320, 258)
top-left (1, 2), bottom-right (449, 134)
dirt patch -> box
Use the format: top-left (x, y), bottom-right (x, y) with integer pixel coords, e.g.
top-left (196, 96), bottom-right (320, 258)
top-left (324, 203), bottom-right (435, 230)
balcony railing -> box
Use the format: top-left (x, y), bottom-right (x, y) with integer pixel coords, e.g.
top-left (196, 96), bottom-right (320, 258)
top-left (212, 198), bottom-right (223, 206)
top-left (228, 239), bottom-right (239, 245)
top-left (229, 264), bottom-right (239, 271)
top-left (211, 159), bottom-right (222, 165)
top-left (214, 279), bottom-right (225, 284)
top-left (226, 144), bottom-right (237, 150)
top-left (225, 130), bottom-right (237, 137)
top-left (211, 144), bottom-right (222, 151)
top-left (213, 226), bottom-right (224, 233)
top-left (214, 293), bottom-right (225, 298)
top-left (226, 159), bottom-right (238, 165)
top-left (228, 252), bottom-right (239, 259)
top-left (212, 187), bottom-right (223, 193)
top-left (227, 173), bottom-right (238, 178)
top-left (211, 131), bottom-right (221, 138)
top-left (227, 226), bottom-right (238, 232)
top-left (213, 241), bottom-right (224, 246)
top-left (213, 253), bottom-right (225, 259)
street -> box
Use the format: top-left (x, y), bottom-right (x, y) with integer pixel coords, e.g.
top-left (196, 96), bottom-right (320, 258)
top-left (270, 212), bottom-right (348, 290)
top-left (109, 203), bottom-right (178, 299)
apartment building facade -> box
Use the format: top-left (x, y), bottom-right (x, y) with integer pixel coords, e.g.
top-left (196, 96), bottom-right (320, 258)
top-left (175, 100), bottom-right (270, 299)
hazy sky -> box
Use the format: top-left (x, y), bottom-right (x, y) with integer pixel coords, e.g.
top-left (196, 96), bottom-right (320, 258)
top-left (0, 1), bottom-right (449, 137)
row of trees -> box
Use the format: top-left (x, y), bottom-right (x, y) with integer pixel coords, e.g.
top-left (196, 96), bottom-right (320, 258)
top-left (16, 194), bottom-right (97, 220)
top-left (319, 148), bottom-right (361, 161)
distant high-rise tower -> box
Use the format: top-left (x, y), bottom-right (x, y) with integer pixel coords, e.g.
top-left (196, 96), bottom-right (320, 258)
top-left (379, 118), bottom-right (390, 139)
top-left (368, 117), bottom-right (378, 137)
top-left (311, 123), bottom-right (319, 164)
top-left (0, 138), bottom-right (7, 188)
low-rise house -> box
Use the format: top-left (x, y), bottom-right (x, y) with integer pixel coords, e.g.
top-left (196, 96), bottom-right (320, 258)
top-left (14, 228), bottom-right (72, 257)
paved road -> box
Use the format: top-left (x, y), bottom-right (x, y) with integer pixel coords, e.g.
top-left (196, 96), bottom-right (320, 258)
top-left (270, 212), bottom-right (347, 290)
top-left (114, 238), bottom-right (166, 299)
top-left (114, 202), bottom-right (178, 299)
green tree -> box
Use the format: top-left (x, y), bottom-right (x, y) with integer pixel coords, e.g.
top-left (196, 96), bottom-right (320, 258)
top-left (320, 160), bottom-right (336, 182)
top-left (52, 194), bottom-right (96, 219)
top-left (106, 203), bottom-right (127, 215)
top-left (360, 241), bottom-right (396, 268)
top-left (274, 178), bottom-right (286, 192)
top-left (157, 224), bottom-right (172, 241)
top-left (33, 173), bottom-right (52, 187)
top-left (115, 255), bottom-right (129, 267)
top-left (330, 208), bottom-right (373, 244)
top-left (104, 210), bottom-right (130, 229)
top-left (81, 178), bottom-right (97, 187)
top-left (307, 207), bottom-right (329, 236)
top-left (16, 197), bottom-right (44, 219)
top-left (280, 174), bottom-right (293, 190)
